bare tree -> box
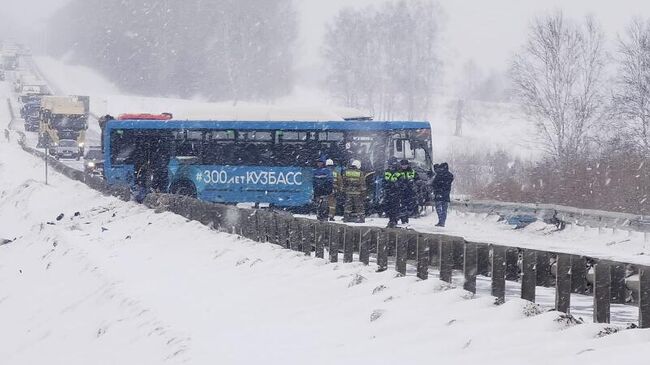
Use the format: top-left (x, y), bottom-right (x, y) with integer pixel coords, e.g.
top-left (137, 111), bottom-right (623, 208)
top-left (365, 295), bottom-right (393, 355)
top-left (612, 18), bottom-right (650, 154)
top-left (511, 12), bottom-right (607, 165)
top-left (323, 0), bottom-right (442, 121)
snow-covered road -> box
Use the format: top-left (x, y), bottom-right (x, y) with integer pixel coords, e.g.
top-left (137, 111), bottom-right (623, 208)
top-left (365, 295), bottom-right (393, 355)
top-left (3, 74), bottom-right (650, 364)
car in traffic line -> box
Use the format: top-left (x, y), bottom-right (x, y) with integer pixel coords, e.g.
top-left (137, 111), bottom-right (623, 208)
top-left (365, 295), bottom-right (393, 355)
top-left (49, 139), bottom-right (83, 160)
top-left (83, 146), bottom-right (104, 177)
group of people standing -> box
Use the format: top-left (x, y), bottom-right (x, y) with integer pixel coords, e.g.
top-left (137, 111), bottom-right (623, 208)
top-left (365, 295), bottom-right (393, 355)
top-left (312, 157), bottom-right (454, 228)
top-left (313, 157), bottom-right (366, 223)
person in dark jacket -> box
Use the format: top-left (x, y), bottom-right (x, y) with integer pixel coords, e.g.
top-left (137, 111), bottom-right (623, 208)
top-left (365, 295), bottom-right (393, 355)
top-left (98, 114), bottom-right (114, 153)
top-left (397, 159), bottom-right (418, 224)
top-left (383, 157), bottom-right (401, 228)
top-left (313, 158), bottom-right (334, 221)
top-left (432, 162), bottom-right (454, 227)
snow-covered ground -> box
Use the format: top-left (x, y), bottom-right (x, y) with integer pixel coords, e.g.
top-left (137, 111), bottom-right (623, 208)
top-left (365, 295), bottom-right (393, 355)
top-left (3, 74), bottom-right (650, 364)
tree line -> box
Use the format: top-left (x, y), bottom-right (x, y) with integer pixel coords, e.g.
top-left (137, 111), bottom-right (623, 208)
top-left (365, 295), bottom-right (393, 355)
top-left (46, 0), bottom-right (297, 101)
top-left (473, 12), bottom-right (650, 214)
top-left (45, 0), bottom-right (443, 111)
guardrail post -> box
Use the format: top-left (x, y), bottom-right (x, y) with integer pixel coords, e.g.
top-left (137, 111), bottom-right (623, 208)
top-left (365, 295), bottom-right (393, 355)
top-left (505, 248), bottom-right (519, 281)
top-left (428, 236), bottom-right (439, 268)
top-left (407, 232), bottom-right (418, 260)
top-left (610, 264), bottom-right (627, 304)
top-left (279, 215), bottom-right (290, 249)
top-left (253, 211), bottom-right (261, 242)
top-left (388, 230), bottom-right (398, 260)
top-left (315, 223), bottom-right (328, 259)
top-left (477, 243), bottom-right (490, 276)
top-left (594, 262), bottom-right (611, 323)
top-left (253, 210), bottom-right (263, 241)
top-left (270, 212), bottom-right (279, 244)
top-left (439, 240), bottom-right (454, 283)
top-left (463, 241), bottom-right (477, 294)
top-left (491, 245), bottom-right (506, 303)
top-left (261, 211), bottom-right (271, 242)
top-left (536, 251), bottom-right (552, 287)
top-left (289, 219), bottom-right (302, 251)
top-left (329, 225), bottom-right (343, 263)
top-left (639, 266), bottom-right (650, 328)
top-left (303, 221), bottom-right (315, 256)
top-left (521, 249), bottom-right (536, 302)
top-left (344, 226), bottom-right (357, 263)
top-left (359, 228), bottom-right (372, 265)
top-left (395, 231), bottom-right (408, 275)
top-left (570, 255), bottom-right (587, 294)
top-left (416, 235), bottom-right (430, 280)
top-left (555, 254), bottom-right (572, 313)
top-left (377, 230), bottom-right (388, 272)
top-left (453, 239), bottom-right (464, 270)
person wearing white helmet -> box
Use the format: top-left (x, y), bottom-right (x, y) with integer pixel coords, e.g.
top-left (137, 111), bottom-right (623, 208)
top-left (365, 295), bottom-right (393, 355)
top-left (342, 159), bottom-right (366, 223)
top-left (313, 157), bottom-right (334, 221)
top-left (326, 159), bottom-right (340, 221)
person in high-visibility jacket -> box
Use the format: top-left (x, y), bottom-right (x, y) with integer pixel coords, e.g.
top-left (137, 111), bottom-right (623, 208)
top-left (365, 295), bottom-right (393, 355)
top-left (326, 159), bottom-right (341, 221)
top-left (342, 159), bottom-right (366, 223)
top-left (383, 157), bottom-right (401, 228)
top-left (397, 159), bottom-right (418, 224)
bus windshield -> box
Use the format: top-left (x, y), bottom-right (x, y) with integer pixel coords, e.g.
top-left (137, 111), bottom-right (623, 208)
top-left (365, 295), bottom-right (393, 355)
top-left (390, 129), bottom-right (432, 170)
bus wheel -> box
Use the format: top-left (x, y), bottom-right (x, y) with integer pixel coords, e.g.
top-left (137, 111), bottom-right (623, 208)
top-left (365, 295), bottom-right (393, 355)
top-left (170, 181), bottom-right (197, 198)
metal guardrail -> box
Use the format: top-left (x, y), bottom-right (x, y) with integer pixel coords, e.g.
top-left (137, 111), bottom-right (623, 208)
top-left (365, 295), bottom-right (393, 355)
top-left (451, 199), bottom-right (650, 234)
top-left (142, 193), bottom-right (650, 328)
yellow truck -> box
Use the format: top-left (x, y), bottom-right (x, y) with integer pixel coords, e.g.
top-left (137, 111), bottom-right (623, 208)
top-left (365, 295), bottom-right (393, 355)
top-left (37, 95), bottom-right (90, 159)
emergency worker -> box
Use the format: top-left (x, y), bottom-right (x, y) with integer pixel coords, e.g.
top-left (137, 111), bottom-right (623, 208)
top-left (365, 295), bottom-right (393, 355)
top-left (98, 114), bottom-right (114, 153)
top-left (383, 157), bottom-right (401, 228)
top-left (326, 159), bottom-right (340, 221)
top-left (397, 159), bottom-right (418, 224)
top-left (313, 158), bottom-right (334, 221)
top-left (342, 159), bottom-right (366, 223)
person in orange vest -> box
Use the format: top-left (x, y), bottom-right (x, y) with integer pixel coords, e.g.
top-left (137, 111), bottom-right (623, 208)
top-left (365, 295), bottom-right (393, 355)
top-left (342, 159), bottom-right (366, 223)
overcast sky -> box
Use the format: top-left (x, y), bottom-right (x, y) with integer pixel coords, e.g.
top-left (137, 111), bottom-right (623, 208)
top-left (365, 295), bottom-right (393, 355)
top-left (4, 0), bottom-right (650, 79)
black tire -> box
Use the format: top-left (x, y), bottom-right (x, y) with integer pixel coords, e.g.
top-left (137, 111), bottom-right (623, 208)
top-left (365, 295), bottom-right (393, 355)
top-left (170, 180), bottom-right (197, 198)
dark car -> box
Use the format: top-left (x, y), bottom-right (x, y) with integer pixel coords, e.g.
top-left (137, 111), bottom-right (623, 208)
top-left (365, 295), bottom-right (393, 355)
top-left (84, 147), bottom-right (104, 176)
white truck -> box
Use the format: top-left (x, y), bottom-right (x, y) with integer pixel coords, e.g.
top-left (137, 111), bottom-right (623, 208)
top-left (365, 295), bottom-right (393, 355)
top-left (38, 95), bottom-right (90, 159)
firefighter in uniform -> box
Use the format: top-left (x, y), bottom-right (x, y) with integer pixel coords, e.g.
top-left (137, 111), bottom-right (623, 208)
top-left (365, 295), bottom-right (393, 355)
top-left (342, 159), bottom-right (366, 223)
top-left (326, 159), bottom-right (340, 221)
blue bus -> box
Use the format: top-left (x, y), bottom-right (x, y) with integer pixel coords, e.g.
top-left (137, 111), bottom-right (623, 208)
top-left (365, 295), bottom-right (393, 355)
top-left (103, 119), bottom-right (433, 210)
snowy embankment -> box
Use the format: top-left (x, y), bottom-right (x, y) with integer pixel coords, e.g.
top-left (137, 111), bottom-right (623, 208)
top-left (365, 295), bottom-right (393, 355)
top-left (2, 78), bottom-right (650, 364)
